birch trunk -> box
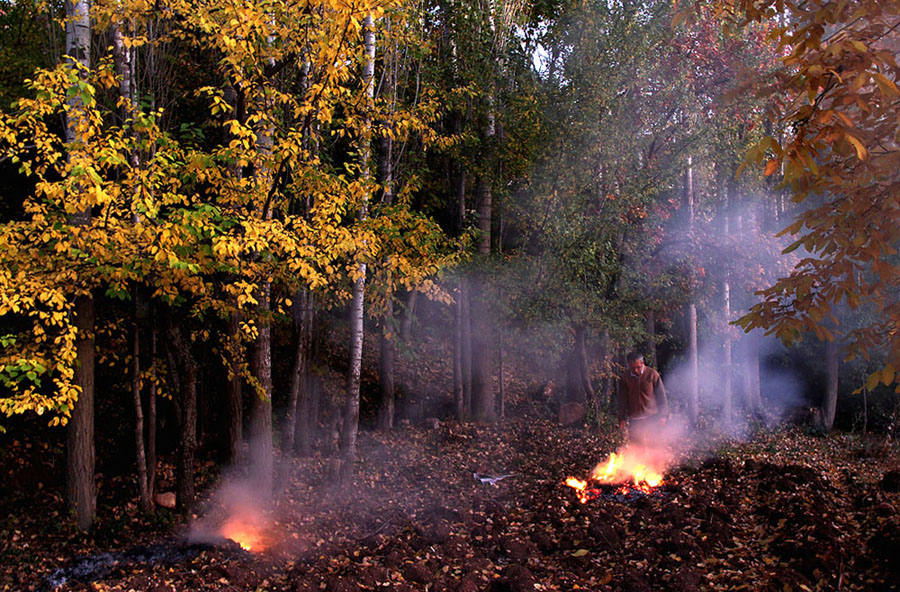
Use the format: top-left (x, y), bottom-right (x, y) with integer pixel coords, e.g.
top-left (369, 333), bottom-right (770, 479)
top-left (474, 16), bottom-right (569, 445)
top-left (683, 156), bottom-right (699, 425)
top-left (340, 13), bottom-right (375, 483)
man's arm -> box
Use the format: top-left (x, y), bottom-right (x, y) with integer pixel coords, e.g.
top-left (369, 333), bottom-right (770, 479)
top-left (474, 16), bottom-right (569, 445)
top-left (653, 372), bottom-right (668, 417)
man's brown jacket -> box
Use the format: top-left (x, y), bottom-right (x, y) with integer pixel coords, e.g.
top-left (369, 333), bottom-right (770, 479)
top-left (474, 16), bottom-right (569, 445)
top-left (617, 367), bottom-right (668, 421)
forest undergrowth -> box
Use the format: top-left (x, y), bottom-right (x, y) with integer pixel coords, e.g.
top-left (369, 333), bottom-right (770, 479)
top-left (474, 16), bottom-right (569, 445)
top-left (2, 413), bottom-right (899, 592)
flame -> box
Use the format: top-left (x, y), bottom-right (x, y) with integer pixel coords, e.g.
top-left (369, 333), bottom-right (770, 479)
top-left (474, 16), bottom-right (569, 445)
top-left (565, 476), bottom-right (592, 504)
top-left (220, 516), bottom-right (266, 552)
top-left (566, 448), bottom-right (665, 500)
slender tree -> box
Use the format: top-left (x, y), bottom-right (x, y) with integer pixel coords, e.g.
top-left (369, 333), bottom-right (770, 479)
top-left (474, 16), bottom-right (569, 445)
top-left (64, 0), bottom-right (96, 532)
top-left (340, 12), bottom-right (376, 483)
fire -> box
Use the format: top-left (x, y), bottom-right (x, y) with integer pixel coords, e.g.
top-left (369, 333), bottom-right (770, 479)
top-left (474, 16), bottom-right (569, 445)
top-left (220, 516), bottom-right (267, 552)
top-left (566, 476), bottom-right (588, 491)
top-left (565, 448), bottom-right (666, 502)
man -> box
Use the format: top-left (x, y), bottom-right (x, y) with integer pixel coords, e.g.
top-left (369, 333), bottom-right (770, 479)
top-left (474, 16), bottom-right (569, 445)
top-left (617, 352), bottom-right (668, 445)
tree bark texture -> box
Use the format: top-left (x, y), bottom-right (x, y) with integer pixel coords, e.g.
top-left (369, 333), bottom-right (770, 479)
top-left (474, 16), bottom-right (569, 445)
top-left (283, 290), bottom-right (308, 454)
top-left (131, 298), bottom-right (150, 512)
top-left (166, 320), bottom-right (197, 513)
top-left (453, 283), bottom-right (466, 420)
top-left (400, 290), bottom-right (417, 342)
top-left (147, 322), bottom-right (157, 503)
top-left (723, 279), bottom-right (733, 423)
top-left (249, 284), bottom-right (274, 496)
top-left (721, 185), bottom-right (733, 424)
top-left (226, 310), bottom-right (243, 465)
top-left (822, 338), bottom-right (839, 431)
top-left (743, 331), bottom-right (762, 414)
top-left (683, 157), bottom-right (699, 425)
top-left (469, 175), bottom-right (494, 422)
top-left (64, 0), bottom-right (94, 531)
top-left (67, 295), bottom-right (95, 531)
top-left (470, 278), bottom-right (495, 423)
top-left (293, 292), bottom-right (316, 456)
top-left (376, 41), bottom-right (396, 431)
top-left (377, 299), bottom-right (396, 430)
top-left (687, 303), bottom-right (699, 424)
top-left (340, 13), bottom-right (375, 483)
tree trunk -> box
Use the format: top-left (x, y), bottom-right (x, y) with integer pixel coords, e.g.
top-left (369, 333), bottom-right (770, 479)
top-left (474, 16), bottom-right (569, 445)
top-left (376, 32), bottom-right (396, 431)
top-left (576, 325), bottom-right (596, 408)
top-left (67, 295), bottom-right (95, 531)
top-left (166, 320), bottom-right (197, 513)
top-left (597, 330), bottom-right (613, 411)
top-left (293, 292), bottom-right (315, 457)
top-left (147, 321), bottom-right (157, 503)
top-left (453, 282), bottom-right (466, 420)
top-left (470, 280), bottom-right (495, 422)
top-left (470, 175), bottom-right (494, 422)
top-left (862, 386), bottom-right (868, 433)
top-left (822, 338), bottom-right (839, 431)
top-left (745, 331), bottom-right (762, 414)
top-left (453, 148), bottom-right (470, 421)
top-left (498, 310), bottom-right (505, 420)
top-left (249, 283), bottom-right (274, 495)
top-left (226, 309), bottom-right (243, 465)
top-left (340, 13), bottom-right (375, 484)
top-left (723, 280), bottom-right (733, 423)
top-left (400, 290), bottom-right (417, 342)
top-left (117, 23), bottom-right (149, 506)
top-left (64, 0), bottom-right (94, 532)
top-left (565, 324), bottom-right (596, 407)
top-left (131, 298), bottom-right (150, 512)
top-left (721, 185), bottom-right (733, 424)
top-left (684, 157), bottom-right (699, 425)
top-left (283, 291), bottom-right (306, 454)
top-left (377, 300), bottom-right (396, 430)
top-left (687, 304), bottom-right (699, 423)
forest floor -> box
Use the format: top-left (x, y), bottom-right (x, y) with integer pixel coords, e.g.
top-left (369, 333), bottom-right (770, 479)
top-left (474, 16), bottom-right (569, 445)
top-left (2, 414), bottom-right (900, 592)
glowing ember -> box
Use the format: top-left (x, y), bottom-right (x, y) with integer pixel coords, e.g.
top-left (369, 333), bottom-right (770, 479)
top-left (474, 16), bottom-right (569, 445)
top-left (220, 516), bottom-right (266, 552)
top-left (565, 448), bottom-right (666, 502)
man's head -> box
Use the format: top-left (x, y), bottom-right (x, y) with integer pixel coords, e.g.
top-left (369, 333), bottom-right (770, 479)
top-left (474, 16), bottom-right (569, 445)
top-left (626, 352), bottom-right (645, 374)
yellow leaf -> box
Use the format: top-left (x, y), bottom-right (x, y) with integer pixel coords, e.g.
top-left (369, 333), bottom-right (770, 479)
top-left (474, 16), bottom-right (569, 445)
top-left (873, 73), bottom-right (900, 98)
top-left (844, 134), bottom-right (867, 160)
top-left (866, 372), bottom-right (880, 391)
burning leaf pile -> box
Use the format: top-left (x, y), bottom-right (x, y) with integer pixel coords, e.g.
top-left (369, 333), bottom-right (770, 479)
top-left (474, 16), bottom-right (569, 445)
top-left (219, 515), bottom-right (267, 552)
top-left (566, 445), bottom-right (668, 503)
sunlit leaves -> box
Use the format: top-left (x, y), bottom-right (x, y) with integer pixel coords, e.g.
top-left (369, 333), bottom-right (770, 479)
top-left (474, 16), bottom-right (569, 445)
top-left (723, 0), bottom-right (900, 391)
top-left (0, 0), bottom-right (458, 423)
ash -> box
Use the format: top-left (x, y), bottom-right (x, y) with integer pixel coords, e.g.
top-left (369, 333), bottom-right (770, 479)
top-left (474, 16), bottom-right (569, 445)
top-left (39, 539), bottom-right (241, 591)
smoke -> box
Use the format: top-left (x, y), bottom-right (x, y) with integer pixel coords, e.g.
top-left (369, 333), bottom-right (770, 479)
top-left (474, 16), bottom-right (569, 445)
top-left (187, 472), bottom-right (273, 550)
top-left (662, 333), bottom-right (804, 440)
top-left (187, 435), bottom-right (280, 551)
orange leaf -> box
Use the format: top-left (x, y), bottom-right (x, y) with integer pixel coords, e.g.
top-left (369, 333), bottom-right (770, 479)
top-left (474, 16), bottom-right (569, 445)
top-left (845, 134), bottom-right (867, 160)
top-left (764, 159), bottom-right (779, 176)
top-left (873, 73), bottom-right (900, 98)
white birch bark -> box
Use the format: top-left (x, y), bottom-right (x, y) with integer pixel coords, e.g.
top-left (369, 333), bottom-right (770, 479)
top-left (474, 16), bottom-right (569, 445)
top-left (340, 13), bottom-right (375, 483)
